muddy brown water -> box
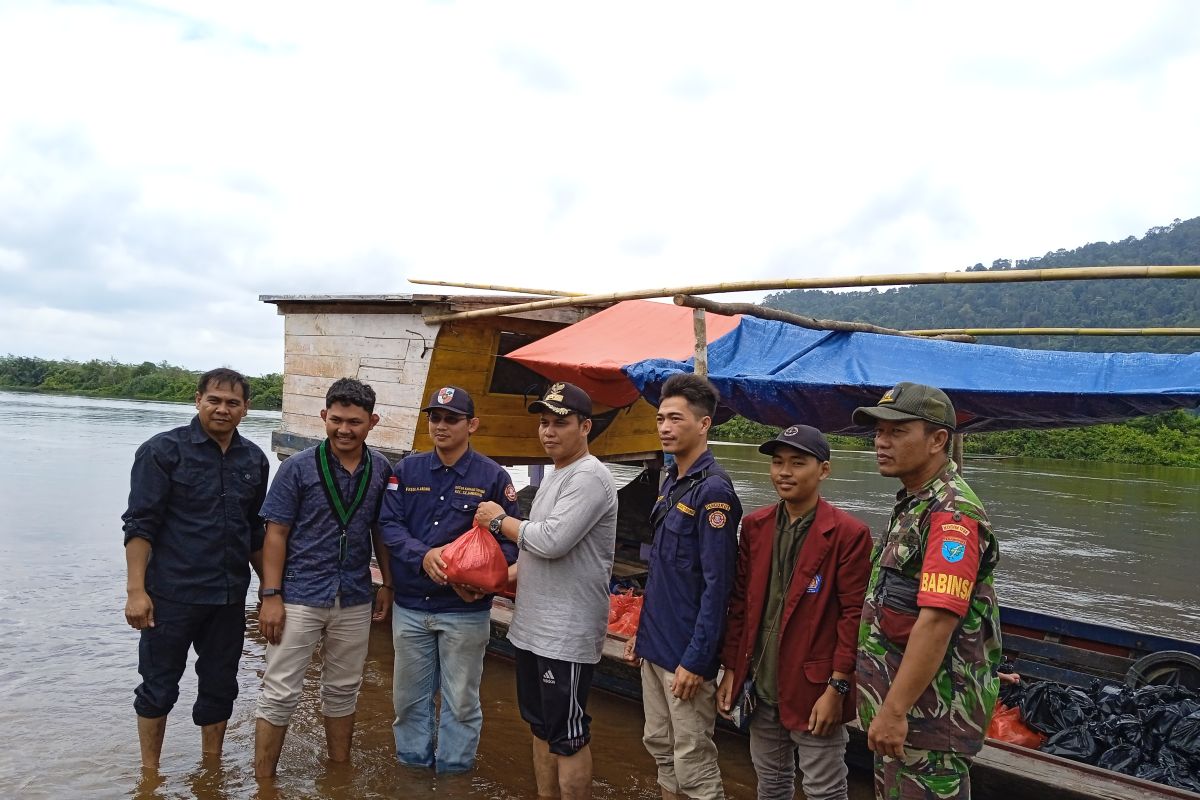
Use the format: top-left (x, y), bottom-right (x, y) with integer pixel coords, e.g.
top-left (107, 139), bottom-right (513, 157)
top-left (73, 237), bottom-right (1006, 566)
top-left (2, 391), bottom-right (1196, 798)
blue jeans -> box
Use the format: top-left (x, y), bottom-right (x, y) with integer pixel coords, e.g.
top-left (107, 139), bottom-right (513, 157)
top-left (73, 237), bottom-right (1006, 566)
top-left (391, 604), bottom-right (491, 773)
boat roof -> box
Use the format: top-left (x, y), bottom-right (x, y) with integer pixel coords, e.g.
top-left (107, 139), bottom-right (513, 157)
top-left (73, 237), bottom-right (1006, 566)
top-left (508, 301), bottom-right (1200, 433)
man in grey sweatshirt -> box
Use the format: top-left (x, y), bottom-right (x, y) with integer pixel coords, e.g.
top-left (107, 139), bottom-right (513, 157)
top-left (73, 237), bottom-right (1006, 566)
top-left (475, 381), bottom-right (618, 800)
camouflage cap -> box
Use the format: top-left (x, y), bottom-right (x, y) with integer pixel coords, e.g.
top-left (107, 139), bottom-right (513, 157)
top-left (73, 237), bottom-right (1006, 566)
top-left (852, 382), bottom-right (957, 431)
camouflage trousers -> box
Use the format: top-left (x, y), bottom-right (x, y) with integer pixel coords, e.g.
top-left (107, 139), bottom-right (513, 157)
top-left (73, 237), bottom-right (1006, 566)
top-left (873, 748), bottom-right (972, 799)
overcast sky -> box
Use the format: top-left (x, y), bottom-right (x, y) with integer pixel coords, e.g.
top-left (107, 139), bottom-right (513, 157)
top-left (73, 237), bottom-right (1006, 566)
top-left (2, 1), bottom-right (1198, 375)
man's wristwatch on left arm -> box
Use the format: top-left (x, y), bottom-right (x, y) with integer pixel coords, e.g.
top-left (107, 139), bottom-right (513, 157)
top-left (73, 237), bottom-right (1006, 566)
top-left (827, 677), bottom-right (851, 695)
top-left (488, 513), bottom-right (508, 536)
top-left (261, 587), bottom-right (283, 598)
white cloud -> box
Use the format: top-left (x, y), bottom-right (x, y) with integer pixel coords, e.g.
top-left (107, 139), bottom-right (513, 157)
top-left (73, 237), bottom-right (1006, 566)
top-left (1, 0), bottom-right (1198, 373)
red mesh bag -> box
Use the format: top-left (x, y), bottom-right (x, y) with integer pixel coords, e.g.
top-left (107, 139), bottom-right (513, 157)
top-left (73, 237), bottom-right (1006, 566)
top-left (986, 702), bottom-right (1046, 749)
top-left (440, 525), bottom-right (509, 594)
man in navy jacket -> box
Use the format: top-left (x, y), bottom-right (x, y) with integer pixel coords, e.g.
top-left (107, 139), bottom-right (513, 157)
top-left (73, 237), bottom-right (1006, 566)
top-left (624, 373), bottom-right (741, 800)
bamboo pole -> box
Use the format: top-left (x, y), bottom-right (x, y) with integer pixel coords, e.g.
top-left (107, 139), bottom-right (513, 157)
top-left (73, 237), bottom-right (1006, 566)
top-left (952, 433), bottom-right (964, 472)
top-left (408, 279), bottom-right (585, 297)
top-left (693, 308), bottom-right (708, 377)
top-left (421, 265), bottom-right (1200, 323)
top-left (903, 327), bottom-right (1200, 337)
top-left (674, 295), bottom-right (977, 342)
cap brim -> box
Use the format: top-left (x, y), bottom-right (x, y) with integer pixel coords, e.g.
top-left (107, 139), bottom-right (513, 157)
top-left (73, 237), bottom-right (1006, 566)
top-left (758, 439), bottom-right (827, 460)
top-left (852, 405), bottom-right (927, 426)
top-left (528, 400), bottom-right (571, 415)
top-left (422, 403), bottom-right (471, 415)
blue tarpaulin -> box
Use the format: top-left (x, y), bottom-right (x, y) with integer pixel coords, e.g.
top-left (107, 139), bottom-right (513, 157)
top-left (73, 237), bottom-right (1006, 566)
top-left (624, 316), bottom-right (1200, 433)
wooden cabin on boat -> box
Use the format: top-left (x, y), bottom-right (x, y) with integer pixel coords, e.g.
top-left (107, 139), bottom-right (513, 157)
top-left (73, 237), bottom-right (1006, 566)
top-left (259, 294), bottom-right (663, 465)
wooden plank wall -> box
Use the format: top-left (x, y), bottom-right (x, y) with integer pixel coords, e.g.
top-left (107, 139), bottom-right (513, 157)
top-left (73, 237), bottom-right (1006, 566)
top-left (415, 319), bottom-right (662, 463)
top-left (282, 311), bottom-right (438, 452)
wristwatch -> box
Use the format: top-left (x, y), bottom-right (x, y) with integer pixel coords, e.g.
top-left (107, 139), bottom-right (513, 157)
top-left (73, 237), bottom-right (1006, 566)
top-left (261, 588), bottom-right (283, 597)
top-left (827, 677), bottom-right (851, 695)
top-left (488, 513), bottom-right (508, 535)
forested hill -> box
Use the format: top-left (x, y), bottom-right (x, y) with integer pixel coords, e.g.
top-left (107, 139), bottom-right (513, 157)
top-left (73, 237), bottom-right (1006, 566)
top-left (762, 217), bottom-right (1200, 353)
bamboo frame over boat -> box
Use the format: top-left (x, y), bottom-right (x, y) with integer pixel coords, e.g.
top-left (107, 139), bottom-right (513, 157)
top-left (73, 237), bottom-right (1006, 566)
top-left (904, 327), bottom-right (1200, 337)
top-left (420, 265), bottom-right (1200, 323)
top-left (408, 279), bottom-right (586, 297)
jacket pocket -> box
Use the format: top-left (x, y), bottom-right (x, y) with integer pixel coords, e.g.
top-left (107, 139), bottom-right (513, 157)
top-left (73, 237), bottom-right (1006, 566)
top-left (802, 658), bottom-right (833, 686)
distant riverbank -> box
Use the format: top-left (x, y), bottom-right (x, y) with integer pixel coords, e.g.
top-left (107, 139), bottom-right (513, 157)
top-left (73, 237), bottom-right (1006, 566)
top-left (0, 355), bottom-right (283, 410)
top-left (712, 411), bottom-right (1200, 468)
top-left (5, 355), bottom-right (1196, 466)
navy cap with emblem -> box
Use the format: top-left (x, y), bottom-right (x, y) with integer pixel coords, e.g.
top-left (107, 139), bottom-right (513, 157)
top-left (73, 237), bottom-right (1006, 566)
top-left (422, 385), bottom-right (475, 417)
top-left (758, 424), bottom-right (830, 462)
top-left (528, 381), bottom-right (593, 417)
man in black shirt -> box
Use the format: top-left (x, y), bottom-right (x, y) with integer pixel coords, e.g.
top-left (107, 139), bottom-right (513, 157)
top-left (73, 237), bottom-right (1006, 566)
top-left (122, 368), bottom-right (270, 768)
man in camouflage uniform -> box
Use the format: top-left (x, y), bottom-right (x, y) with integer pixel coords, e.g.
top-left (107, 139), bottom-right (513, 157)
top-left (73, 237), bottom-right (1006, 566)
top-left (853, 383), bottom-right (1001, 799)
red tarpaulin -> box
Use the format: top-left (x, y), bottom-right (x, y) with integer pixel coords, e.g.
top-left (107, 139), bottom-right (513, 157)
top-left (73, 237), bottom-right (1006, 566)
top-left (507, 300), bottom-right (740, 407)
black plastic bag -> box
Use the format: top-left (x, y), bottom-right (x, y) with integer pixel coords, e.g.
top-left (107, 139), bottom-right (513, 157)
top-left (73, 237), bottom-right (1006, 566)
top-left (1096, 743), bottom-right (1142, 775)
top-left (1093, 683), bottom-right (1135, 717)
top-left (1168, 709), bottom-right (1200, 761)
top-left (1141, 701), bottom-right (1198, 754)
top-left (1042, 725), bottom-right (1100, 764)
top-left (1020, 682), bottom-right (1096, 736)
top-left (1133, 683), bottom-right (1193, 709)
top-left (1137, 749), bottom-right (1200, 793)
top-left (1093, 714), bottom-right (1142, 747)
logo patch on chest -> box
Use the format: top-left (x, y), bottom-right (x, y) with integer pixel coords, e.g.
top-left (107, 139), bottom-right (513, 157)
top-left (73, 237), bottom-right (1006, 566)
top-left (505, 484), bottom-right (518, 502)
top-left (806, 574), bottom-right (822, 593)
top-left (387, 476), bottom-right (399, 491)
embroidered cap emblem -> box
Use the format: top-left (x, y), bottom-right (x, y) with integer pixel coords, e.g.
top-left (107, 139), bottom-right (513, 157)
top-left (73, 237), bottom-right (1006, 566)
top-left (437, 387), bottom-right (455, 404)
top-left (782, 425), bottom-right (799, 436)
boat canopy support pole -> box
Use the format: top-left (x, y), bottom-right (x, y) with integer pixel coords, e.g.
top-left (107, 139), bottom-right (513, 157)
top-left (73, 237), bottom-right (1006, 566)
top-left (693, 308), bottom-right (708, 377)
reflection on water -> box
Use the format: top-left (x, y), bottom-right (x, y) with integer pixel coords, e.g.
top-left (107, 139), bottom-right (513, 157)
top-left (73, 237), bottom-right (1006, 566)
top-left (0, 391), bottom-right (1195, 798)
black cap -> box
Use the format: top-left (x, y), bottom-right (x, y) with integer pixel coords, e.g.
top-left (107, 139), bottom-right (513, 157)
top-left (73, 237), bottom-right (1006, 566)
top-left (852, 382), bottom-right (956, 431)
top-left (422, 385), bottom-right (475, 417)
top-left (528, 381), bottom-right (593, 417)
top-left (758, 424), bottom-right (830, 462)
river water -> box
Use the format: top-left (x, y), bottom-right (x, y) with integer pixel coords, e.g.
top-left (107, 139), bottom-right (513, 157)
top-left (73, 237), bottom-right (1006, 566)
top-left (1, 391), bottom-right (1196, 799)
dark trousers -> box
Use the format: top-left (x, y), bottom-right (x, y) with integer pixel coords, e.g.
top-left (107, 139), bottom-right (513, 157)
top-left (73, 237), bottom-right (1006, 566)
top-left (134, 595), bottom-right (245, 726)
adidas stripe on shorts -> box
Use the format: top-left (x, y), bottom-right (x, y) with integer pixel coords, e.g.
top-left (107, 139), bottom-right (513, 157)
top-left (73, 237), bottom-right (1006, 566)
top-left (513, 646), bottom-right (595, 756)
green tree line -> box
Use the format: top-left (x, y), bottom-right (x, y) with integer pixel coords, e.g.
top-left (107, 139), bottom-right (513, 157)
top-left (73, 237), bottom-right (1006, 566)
top-left (0, 356), bottom-right (283, 411)
top-left (712, 411), bottom-right (1200, 468)
top-left (763, 216), bottom-right (1200, 354)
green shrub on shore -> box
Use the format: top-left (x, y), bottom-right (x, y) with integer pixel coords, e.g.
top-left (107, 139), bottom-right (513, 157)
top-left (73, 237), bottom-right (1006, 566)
top-left (0, 356), bottom-right (284, 411)
top-left (712, 411), bottom-right (1200, 467)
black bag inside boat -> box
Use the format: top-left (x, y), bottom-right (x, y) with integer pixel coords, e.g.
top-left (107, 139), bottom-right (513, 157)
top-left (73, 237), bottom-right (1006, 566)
top-left (1041, 724), bottom-right (1101, 764)
top-left (1020, 682), bottom-right (1096, 735)
top-left (1096, 743), bottom-right (1142, 775)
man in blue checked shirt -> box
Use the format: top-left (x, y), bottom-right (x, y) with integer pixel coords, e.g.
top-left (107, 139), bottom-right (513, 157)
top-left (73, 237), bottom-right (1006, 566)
top-left (624, 372), bottom-right (742, 800)
top-left (253, 378), bottom-right (394, 778)
top-left (379, 385), bottom-right (520, 773)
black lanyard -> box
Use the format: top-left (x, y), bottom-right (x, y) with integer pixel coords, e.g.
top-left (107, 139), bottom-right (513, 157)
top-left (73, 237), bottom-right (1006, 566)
top-left (315, 440), bottom-right (373, 562)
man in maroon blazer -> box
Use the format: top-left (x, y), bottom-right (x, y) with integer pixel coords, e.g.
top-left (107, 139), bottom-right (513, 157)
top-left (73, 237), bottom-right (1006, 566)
top-left (717, 425), bottom-right (872, 800)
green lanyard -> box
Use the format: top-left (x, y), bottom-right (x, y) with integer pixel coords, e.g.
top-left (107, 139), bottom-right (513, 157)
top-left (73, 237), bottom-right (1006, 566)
top-left (315, 440), bottom-right (373, 562)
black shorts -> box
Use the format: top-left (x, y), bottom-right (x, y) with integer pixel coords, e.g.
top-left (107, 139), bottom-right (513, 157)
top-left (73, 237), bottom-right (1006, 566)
top-left (513, 646), bottom-right (595, 756)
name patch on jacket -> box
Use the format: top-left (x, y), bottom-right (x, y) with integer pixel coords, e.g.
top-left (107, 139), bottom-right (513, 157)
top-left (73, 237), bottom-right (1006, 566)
top-left (676, 502), bottom-right (696, 516)
top-left (406, 486), bottom-right (431, 493)
top-left (704, 502), bottom-right (731, 512)
top-left (454, 485), bottom-right (485, 498)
